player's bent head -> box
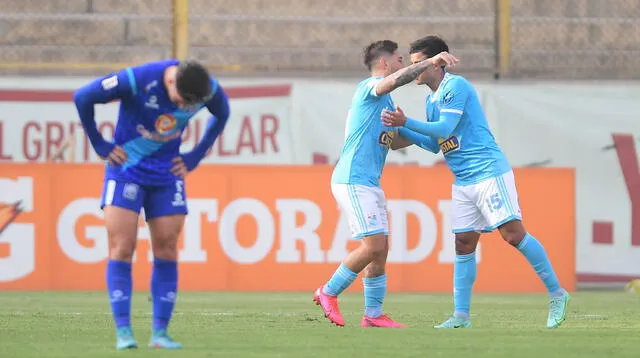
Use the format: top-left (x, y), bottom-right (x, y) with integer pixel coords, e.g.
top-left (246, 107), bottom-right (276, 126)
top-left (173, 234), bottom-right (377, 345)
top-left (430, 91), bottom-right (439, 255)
top-left (409, 35), bottom-right (449, 63)
top-left (408, 36), bottom-right (449, 85)
top-left (363, 40), bottom-right (403, 74)
top-left (175, 60), bottom-right (212, 106)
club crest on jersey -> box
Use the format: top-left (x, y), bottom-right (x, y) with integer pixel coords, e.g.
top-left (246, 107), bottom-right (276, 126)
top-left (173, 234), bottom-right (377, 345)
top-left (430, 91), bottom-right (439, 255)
top-left (442, 91), bottom-right (454, 105)
top-left (378, 130), bottom-right (395, 148)
top-left (155, 115), bottom-right (177, 134)
top-left (438, 136), bottom-right (460, 155)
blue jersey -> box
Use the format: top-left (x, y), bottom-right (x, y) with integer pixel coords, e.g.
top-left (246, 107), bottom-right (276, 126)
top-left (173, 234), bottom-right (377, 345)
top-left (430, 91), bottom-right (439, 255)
top-left (424, 73), bottom-right (510, 185)
top-left (74, 59), bottom-right (230, 186)
top-left (331, 77), bottom-right (397, 187)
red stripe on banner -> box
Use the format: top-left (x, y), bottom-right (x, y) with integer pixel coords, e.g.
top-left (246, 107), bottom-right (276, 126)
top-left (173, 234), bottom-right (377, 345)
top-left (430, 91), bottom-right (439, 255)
top-left (0, 85), bottom-right (291, 102)
top-left (226, 85), bottom-right (291, 99)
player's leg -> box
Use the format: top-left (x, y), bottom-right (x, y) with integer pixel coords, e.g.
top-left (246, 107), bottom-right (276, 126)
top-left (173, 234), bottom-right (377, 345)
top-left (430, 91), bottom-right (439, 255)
top-left (313, 184), bottom-right (385, 326)
top-left (498, 219), bottom-right (569, 328)
top-left (360, 187), bottom-right (405, 328)
top-left (361, 238), bottom-right (388, 319)
top-left (101, 179), bottom-right (145, 349)
top-left (144, 180), bottom-right (187, 349)
top-left (499, 220), bottom-right (564, 296)
top-left (435, 184), bottom-right (482, 329)
top-left (482, 171), bottom-right (570, 328)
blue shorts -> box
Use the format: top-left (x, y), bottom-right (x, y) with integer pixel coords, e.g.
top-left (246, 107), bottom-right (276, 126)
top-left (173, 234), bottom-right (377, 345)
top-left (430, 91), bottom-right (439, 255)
top-left (100, 178), bottom-right (188, 220)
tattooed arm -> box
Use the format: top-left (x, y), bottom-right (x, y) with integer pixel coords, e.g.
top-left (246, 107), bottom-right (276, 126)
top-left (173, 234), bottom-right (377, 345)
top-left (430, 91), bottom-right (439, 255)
top-left (374, 51), bottom-right (459, 96)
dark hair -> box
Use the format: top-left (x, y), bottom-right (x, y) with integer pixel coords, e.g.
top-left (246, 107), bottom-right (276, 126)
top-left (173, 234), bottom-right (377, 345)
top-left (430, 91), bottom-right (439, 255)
top-left (176, 60), bottom-right (212, 105)
top-left (409, 35), bottom-right (449, 59)
top-left (363, 40), bottom-right (398, 70)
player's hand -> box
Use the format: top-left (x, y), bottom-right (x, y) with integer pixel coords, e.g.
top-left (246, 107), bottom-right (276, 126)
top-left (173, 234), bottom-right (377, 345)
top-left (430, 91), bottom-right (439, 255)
top-left (429, 51), bottom-right (459, 68)
top-left (381, 105), bottom-right (407, 127)
top-left (100, 145), bottom-right (127, 166)
top-left (171, 156), bottom-right (189, 178)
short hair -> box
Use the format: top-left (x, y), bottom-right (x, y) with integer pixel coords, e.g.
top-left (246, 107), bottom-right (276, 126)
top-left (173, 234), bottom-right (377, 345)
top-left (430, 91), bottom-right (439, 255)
top-left (363, 40), bottom-right (399, 71)
top-left (409, 35), bottom-right (449, 59)
top-left (176, 60), bottom-right (212, 104)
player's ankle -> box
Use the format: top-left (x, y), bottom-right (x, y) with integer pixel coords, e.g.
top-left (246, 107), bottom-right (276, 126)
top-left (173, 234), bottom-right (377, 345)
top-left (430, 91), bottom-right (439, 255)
top-left (549, 289), bottom-right (565, 297)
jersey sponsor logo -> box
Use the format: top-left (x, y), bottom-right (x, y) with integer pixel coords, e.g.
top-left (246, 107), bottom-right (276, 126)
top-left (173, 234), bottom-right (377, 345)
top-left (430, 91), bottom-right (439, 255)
top-left (378, 130), bottom-right (395, 148)
top-left (101, 75), bottom-right (118, 90)
top-left (145, 95), bottom-right (159, 110)
top-left (155, 115), bottom-right (177, 134)
top-left (438, 136), bottom-right (460, 155)
top-left (144, 80), bottom-right (158, 92)
top-left (136, 124), bottom-right (183, 142)
top-left (172, 180), bottom-right (185, 207)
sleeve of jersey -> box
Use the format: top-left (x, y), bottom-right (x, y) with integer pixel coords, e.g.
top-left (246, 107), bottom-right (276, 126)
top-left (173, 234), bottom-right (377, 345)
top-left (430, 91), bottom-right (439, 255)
top-left (181, 82), bottom-right (231, 171)
top-left (403, 80), bottom-right (469, 139)
top-left (73, 69), bottom-right (136, 158)
top-left (364, 77), bottom-right (383, 99)
top-left (398, 127), bottom-right (440, 153)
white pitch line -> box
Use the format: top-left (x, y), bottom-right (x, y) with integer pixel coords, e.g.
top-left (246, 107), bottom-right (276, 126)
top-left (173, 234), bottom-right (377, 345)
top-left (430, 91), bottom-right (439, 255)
top-left (573, 314), bottom-right (608, 319)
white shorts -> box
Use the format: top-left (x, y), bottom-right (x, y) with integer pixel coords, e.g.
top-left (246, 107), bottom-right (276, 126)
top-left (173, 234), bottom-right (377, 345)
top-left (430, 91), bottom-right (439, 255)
top-left (451, 170), bottom-right (522, 233)
top-left (331, 183), bottom-right (389, 239)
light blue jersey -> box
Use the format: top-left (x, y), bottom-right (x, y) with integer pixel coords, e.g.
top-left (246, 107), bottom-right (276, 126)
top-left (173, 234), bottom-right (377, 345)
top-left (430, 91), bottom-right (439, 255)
top-left (331, 77), bottom-right (397, 187)
top-left (404, 73), bottom-right (510, 185)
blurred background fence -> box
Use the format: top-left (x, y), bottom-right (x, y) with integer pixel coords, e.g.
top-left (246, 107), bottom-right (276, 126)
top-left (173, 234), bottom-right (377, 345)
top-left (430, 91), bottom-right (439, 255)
top-left (0, 0), bottom-right (639, 79)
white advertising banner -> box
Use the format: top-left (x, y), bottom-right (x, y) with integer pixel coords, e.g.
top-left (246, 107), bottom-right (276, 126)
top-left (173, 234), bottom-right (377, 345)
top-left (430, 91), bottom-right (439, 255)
top-left (0, 82), bottom-right (293, 164)
top-left (482, 84), bottom-right (640, 281)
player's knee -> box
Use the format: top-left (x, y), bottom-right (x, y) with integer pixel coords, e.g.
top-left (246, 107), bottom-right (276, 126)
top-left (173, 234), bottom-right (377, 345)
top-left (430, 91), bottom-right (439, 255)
top-left (502, 232), bottom-right (525, 247)
top-left (362, 262), bottom-right (385, 277)
top-left (454, 233), bottom-right (479, 255)
top-left (109, 237), bottom-right (136, 261)
top-left (498, 220), bottom-right (526, 246)
top-left (148, 215), bottom-right (184, 260)
top-left (362, 234), bottom-right (388, 259)
top-left (151, 236), bottom-right (179, 260)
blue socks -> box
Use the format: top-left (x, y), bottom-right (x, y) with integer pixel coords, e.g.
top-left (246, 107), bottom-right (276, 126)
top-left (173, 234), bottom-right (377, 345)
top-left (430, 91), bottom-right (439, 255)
top-left (363, 275), bottom-right (386, 318)
top-left (106, 260), bottom-right (132, 328)
top-left (151, 258), bottom-right (178, 332)
top-left (453, 252), bottom-right (477, 319)
top-left (107, 258), bottom-right (179, 332)
top-left (517, 233), bottom-right (562, 295)
top-left (323, 263), bottom-right (357, 296)
top-left (323, 263), bottom-right (387, 318)
top-left (449, 233), bottom-right (562, 320)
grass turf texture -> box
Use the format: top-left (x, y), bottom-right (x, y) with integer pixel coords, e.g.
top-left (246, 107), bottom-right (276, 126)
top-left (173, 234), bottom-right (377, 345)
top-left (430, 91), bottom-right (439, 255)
top-left (0, 291), bottom-right (637, 358)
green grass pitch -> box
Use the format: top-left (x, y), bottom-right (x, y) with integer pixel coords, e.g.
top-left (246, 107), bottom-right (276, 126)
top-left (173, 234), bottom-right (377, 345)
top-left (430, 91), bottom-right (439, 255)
top-left (0, 291), bottom-right (638, 358)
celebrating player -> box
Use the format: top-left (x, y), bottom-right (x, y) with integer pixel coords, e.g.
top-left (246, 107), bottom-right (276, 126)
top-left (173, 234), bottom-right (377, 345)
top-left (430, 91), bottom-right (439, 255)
top-left (381, 35), bottom-right (570, 329)
top-left (313, 40), bottom-right (458, 328)
top-left (74, 59), bottom-right (230, 349)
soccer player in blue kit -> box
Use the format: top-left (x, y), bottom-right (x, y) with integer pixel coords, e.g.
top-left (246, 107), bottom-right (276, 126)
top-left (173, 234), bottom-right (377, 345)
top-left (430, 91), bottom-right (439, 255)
top-left (313, 40), bottom-right (459, 328)
top-left (382, 36), bottom-right (570, 329)
top-left (74, 59), bottom-right (230, 349)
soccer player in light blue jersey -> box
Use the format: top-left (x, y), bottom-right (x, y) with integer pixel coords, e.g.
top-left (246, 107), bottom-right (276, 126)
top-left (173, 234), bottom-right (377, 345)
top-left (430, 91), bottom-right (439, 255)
top-left (74, 59), bottom-right (230, 349)
top-left (382, 36), bottom-right (570, 329)
top-left (313, 40), bottom-right (459, 328)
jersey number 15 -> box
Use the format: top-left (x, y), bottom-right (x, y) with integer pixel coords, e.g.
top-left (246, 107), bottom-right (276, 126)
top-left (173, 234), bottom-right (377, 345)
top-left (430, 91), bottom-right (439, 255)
top-left (485, 193), bottom-right (503, 213)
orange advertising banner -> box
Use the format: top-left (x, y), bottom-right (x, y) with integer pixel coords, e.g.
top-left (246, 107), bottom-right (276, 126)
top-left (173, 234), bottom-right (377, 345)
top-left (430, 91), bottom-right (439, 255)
top-left (0, 164), bottom-right (576, 292)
